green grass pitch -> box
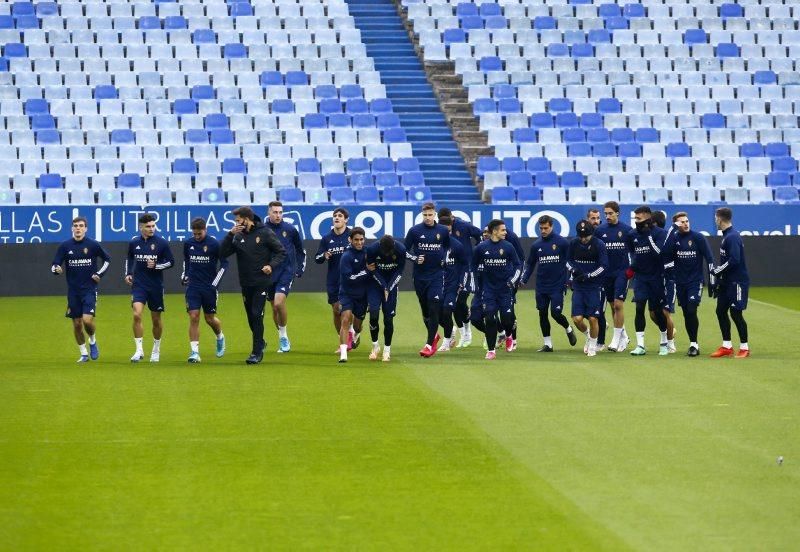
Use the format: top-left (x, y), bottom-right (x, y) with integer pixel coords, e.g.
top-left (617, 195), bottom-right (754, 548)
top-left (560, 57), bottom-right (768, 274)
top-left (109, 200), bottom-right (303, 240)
top-left (1, 288), bottom-right (798, 549)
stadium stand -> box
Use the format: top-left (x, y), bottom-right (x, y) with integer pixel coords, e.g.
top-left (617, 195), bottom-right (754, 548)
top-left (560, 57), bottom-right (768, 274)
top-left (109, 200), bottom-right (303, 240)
top-left (1, 0), bottom-right (454, 205)
top-left (402, 0), bottom-right (800, 204)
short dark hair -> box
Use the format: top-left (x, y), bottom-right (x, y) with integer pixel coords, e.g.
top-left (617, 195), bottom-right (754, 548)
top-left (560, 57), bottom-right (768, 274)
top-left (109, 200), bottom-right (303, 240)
top-left (72, 216), bottom-right (88, 226)
top-left (350, 226), bottom-right (365, 239)
top-left (333, 207), bottom-right (349, 219)
top-left (538, 214), bottom-right (553, 226)
top-left (633, 205), bottom-right (652, 215)
top-left (438, 214), bottom-right (453, 226)
top-left (421, 202), bottom-right (436, 212)
top-left (379, 234), bottom-right (394, 254)
top-left (138, 213), bottom-right (156, 225)
top-left (603, 201), bottom-right (620, 213)
top-left (190, 217), bottom-right (206, 230)
top-left (487, 219), bottom-right (505, 233)
top-left (715, 207), bottom-right (732, 222)
top-left (587, 208), bottom-right (600, 217)
top-left (650, 210), bottom-right (666, 228)
top-left (232, 206), bottom-right (255, 221)
top-left (672, 211), bottom-right (688, 222)
top-left (437, 207), bottom-right (452, 219)
top-left (268, 201), bottom-right (282, 210)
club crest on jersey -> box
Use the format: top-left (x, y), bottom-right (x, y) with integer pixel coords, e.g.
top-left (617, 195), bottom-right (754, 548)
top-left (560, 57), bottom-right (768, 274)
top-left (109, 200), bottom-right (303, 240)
top-left (203, 245), bottom-right (208, 252)
top-left (282, 231), bottom-right (288, 237)
top-left (436, 233), bottom-right (441, 240)
top-left (256, 236), bottom-right (261, 244)
top-left (688, 240), bottom-right (693, 246)
top-left (618, 231), bottom-right (623, 238)
top-left (150, 244), bottom-right (155, 251)
top-left (83, 247), bottom-right (88, 255)
top-left (552, 244), bottom-right (557, 250)
top-left (456, 230), bottom-right (461, 237)
top-left (499, 248), bottom-right (504, 255)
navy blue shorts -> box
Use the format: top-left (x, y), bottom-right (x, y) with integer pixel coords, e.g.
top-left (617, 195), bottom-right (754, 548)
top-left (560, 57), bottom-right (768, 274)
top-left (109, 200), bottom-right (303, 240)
top-left (632, 276), bottom-right (665, 311)
top-left (571, 288), bottom-right (603, 318)
top-left (663, 280), bottom-right (676, 313)
top-left (719, 281), bottom-right (749, 311)
top-left (469, 293), bottom-right (483, 323)
top-left (481, 290), bottom-right (514, 317)
top-left (442, 285), bottom-right (459, 310)
top-left (326, 286), bottom-right (339, 305)
top-left (367, 284), bottom-right (398, 317)
top-left (677, 281), bottom-right (704, 307)
top-left (535, 287), bottom-right (565, 313)
top-left (602, 271), bottom-right (629, 303)
top-left (340, 292), bottom-right (368, 320)
top-left (414, 276), bottom-right (444, 303)
top-left (132, 285), bottom-right (165, 312)
top-left (66, 289), bottom-right (97, 319)
top-left (267, 269), bottom-right (293, 301)
top-left (186, 286), bottom-right (218, 314)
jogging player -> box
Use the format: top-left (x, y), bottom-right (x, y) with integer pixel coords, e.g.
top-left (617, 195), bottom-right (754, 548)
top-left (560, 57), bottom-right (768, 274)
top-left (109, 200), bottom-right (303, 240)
top-left (709, 207), bottom-right (751, 358)
top-left (365, 234), bottom-right (406, 362)
top-left (338, 227), bottom-right (370, 363)
top-left (265, 201), bottom-right (307, 353)
top-left (404, 202), bottom-right (450, 357)
top-left (520, 214), bottom-right (576, 352)
top-left (51, 216), bottom-right (111, 362)
top-left (594, 201), bottom-right (632, 352)
top-left (314, 207), bottom-right (351, 338)
top-left (181, 217), bottom-right (228, 363)
top-left (567, 220), bottom-right (608, 357)
top-left (662, 211), bottom-right (714, 356)
top-left (125, 213), bottom-right (174, 362)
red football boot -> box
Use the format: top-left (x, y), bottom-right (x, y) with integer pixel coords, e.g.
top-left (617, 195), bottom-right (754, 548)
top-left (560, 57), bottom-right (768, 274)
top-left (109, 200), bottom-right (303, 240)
top-left (709, 346), bottom-right (734, 358)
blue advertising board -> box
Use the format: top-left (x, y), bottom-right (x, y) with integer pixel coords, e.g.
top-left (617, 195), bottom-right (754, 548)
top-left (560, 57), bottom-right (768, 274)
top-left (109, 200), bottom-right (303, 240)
top-left (0, 204), bottom-right (798, 243)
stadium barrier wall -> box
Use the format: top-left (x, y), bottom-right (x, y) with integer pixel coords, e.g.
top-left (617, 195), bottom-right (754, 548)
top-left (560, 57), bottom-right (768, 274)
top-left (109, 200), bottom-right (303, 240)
top-left (1, 204), bottom-right (799, 243)
top-left (1, 236), bottom-right (798, 297)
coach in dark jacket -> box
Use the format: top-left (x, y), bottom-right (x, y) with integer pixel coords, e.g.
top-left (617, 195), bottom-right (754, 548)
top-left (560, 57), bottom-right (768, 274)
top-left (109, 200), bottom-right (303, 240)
top-left (220, 206), bottom-right (286, 364)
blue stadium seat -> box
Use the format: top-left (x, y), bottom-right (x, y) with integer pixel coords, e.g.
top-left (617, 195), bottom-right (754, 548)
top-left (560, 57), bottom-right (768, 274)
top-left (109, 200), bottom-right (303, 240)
top-left (173, 158), bottom-right (197, 174)
top-left (204, 114), bottom-right (228, 129)
top-left (623, 3), bottom-right (646, 17)
top-left (766, 143), bottom-right (790, 158)
top-left (138, 16), bottom-right (161, 30)
top-left (185, 129), bottom-right (208, 144)
top-left (93, 85), bottom-right (118, 100)
top-left (30, 115), bottom-right (55, 130)
top-left (355, 186), bottom-right (380, 203)
top-left (383, 186), bottom-right (407, 204)
top-left (571, 44), bottom-right (594, 58)
top-left (223, 43), bottom-right (247, 58)
top-left (719, 3), bottom-right (744, 18)
top-left (587, 29), bottom-right (611, 43)
top-left (683, 29), bottom-right (707, 45)
top-left (222, 158), bottom-right (246, 174)
top-left (377, 113), bottom-right (401, 129)
top-left (297, 158), bottom-right (321, 173)
top-left (479, 57), bottom-right (502, 72)
top-left (527, 157), bottom-right (550, 173)
top-left (473, 98), bottom-right (496, 115)
top-left (328, 113), bottom-right (351, 127)
top-left (260, 71), bottom-right (283, 87)
top-left (480, 3), bottom-right (502, 17)
top-left (773, 157), bottom-right (798, 172)
top-left (271, 99), bottom-right (295, 114)
top-left (340, 85), bottom-right (363, 100)
top-left (345, 99), bottom-right (369, 114)
top-left (580, 113), bottom-right (603, 128)
top-left (383, 128), bottom-right (407, 143)
top-left (118, 173), bottom-right (141, 188)
top-left (593, 143), bottom-right (617, 157)
top-left (35, 129), bottom-right (60, 144)
top-left (502, 157), bottom-right (525, 173)
top-left (350, 173), bottom-right (374, 188)
top-left (508, 172), bottom-right (533, 188)
top-left (15, 15), bottom-right (38, 29)
top-left (352, 114), bottom-right (376, 129)
top-left (547, 98), bottom-right (572, 112)
top-left (518, 187), bottom-right (542, 203)
top-left (597, 98), bottom-right (622, 114)
top-left (587, 129), bottom-right (610, 143)
top-left (375, 173), bottom-right (399, 188)
top-left (278, 187), bottom-right (303, 203)
top-left (372, 157), bottom-right (395, 174)
top-left (38, 173), bottom-right (62, 189)
top-left (701, 113), bottom-right (726, 128)
top-left (407, 186), bottom-right (432, 203)
top-left (319, 98), bottom-right (342, 114)
top-left (401, 172), bottom-right (425, 188)
top-left (330, 187), bottom-right (355, 204)
top-left (563, 128), bottom-right (586, 143)
top-left (754, 71), bottom-right (777, 85)
top-left (618, 142), bottom-right (642, 158)
top-left (547, 44), bottom-right (569, 57)
top-left (192, 29), bottom-right (217, 44)
top-left (634, 128), bottom-right (659, 143)
top-left (164, 16), bottom-right (187, 30)
top-left (716, 43), bottom-right (740, 58)
top-left (492, 187), bottom-right (516, 204)
top-left (535, 171), bottom-right (558, 187)
top-left (396, 158), bottom-right (420, 174)
top-left (568, 143), bottom-right (592, 156)
top-left (36, 2), bottom-right (58, 16)
top-left (740, 143), bottom-right (764, 157)
top-left (286, 71), bottom-right (308, 87)
top-left (324, 173), bottom-right (347, 188)
top-left (605, 17), bottom-right (628, 30)
top-left (555, 112), bottom-right (579, 128)
top-left (173, 99), bottom-right (198, 115)
top-left (201, 188), bottom-right (225, 203)
top-left (598, 4), bottom-right (622, 18)
top-left (210, 129), bottom-right (234, 144)
top-left (533, 16), bottom-right (556, 30)
top-left (493, 85), bottom-right (515, 99)
top-left (229, 3), bottom-right (253, 16)
top-left (0, 16), bottom-right (12, 29)
top-left (561, 172), bottom-right (585, 187)
top-left (24, 99), bottom-right (48, 115)
top-left (347, 158), bottom-right (370, 174)
top-left (530, 113), bottom-right (554, 128)
top-left (191, 85), bottom-right (215, 100)
top-left (3, 43), bottom-right (27, 57)
top-left (303, 113), bottom-right (326, 129)
top-left (477, 156), bottom-right (501, 177)
top-left (512, 128), bottom-right (536, 142)
top-left (666, 143), bottom-right (691, 157)
top-left (111, 129), bottom-right (135, 144)
top-left (774, 186), bottom-right (799, 202)
top-left (460, 16), bottom-right (483, 31)
top-left (443, 29), bottom-right (467, 45)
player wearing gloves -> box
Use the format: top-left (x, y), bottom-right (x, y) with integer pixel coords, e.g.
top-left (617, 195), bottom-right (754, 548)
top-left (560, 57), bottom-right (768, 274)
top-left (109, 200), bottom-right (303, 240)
top-left (567, 220), bottom-right (608, 357)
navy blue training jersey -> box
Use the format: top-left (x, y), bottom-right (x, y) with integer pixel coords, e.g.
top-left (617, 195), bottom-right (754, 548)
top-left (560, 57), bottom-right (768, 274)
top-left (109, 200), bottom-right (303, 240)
top-left (51, 237), bottom-right (111, 292)
top-left (444, 238), bottom-right (469, 292)
top-left (663, 229), bottom-right (714, 285)
top-left (125, 234), bottom-right (174, 287)
top-left (521, 232), bottom-right (570, 291)
top-left (715, 226), bottom-right (749, 284)
top-left (366, 241), bottom-right (406, 291)
top-left (339, 246), bottom-right (370, 297)
top-left (472, 239), bottom-right (522, 294)
top-left (567, 237), bottom-right (609, 291)
top-left (626, 225), bottom-right (667, 279)
top-left (267, 220), bottom-right (307, 277)
top-left (314, 227), bottom-right (351, 291)
top-left (594, 221), bottom-right (632, 274)
top-left (404, 222), bottom-right (451, 279)
top-left (182, 235), bottom-right (228, 289)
